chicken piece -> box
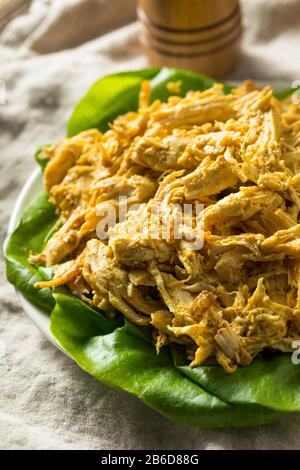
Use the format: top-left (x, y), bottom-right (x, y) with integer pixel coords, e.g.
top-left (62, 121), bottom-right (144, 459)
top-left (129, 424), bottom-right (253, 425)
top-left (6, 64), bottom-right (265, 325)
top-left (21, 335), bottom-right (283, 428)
top-left (203, 187), bottom-right (282, 231)
top-left (43, 129), bottom-right (103, 191)
top-left (214, 250), bottom-right (246, 284)
top-left (287, 261), bottom-right (300, 330)
top-left (151, 309), bottom-right (173, 334)
top-left (127, 283), bottom-right (163, 315)
top-left (111, 235), bottom-right (175, 267)
top-left (178, 129), bottom-right (242, 167)
top-left (109, 204), bottom-right (176, 267)
top-left (92, 174), bottom-right (157, 206)
top-left (31, 79), bottom-right (300, 373)
top-left (151, 309), bottom-right (193, 349)
top-left (30, 211), bottom-right (85, 267)
top-left (257, 172), bottom-right (290, 191)
top-left (215, 321), bottom-right (252, 372)
top-left (67, 273), bottom-right (91, 302)
top-left (79, 174), bottom-right (158, 239)
top-left (243, 208), bottom-right (295, 236)
top-left (34, 249), bottom-right (86, 288)
top-left (205, 232), bottom-right (264, 256)
top-left (183, 155), bottom-right (238, 200)
top-left (129, 269), bottom-right (156, 287)
top-left (82, 239), bottom-right (150, 325)
top-left (177, 241), bottom-right (205, 281)
top-left (244, 277), bottom-right (293, 325)
top-left (49, 165), bottom-right (96, 216)
top-left (151, 84), bottom-right (236, 127)
top-left (132, 127), bottom-right (242, 172)
top-left (189, 290), bottom-right (215, 320)
top-left (170, 323), bottom-right (216, 366)
top-left (261, 225), bottom-right (300, 258)
top-left (205, 233), bottom-right (269, 280)
top-left (169, 293), bottom-right (223, 366)
top-left (131, 134), bottom-right (190, 171)
top-left (240, 109), bottom-right (283, 179)
top-left (44, 146), bottom-right (78, 192)
top-left (151, 310), bottom-right (171, 352)
top-left (233, 86), bottom-right (274, 116)
top-left (149, 265), bottom-right (194, 324)
top-left (138, 80), bottom-right (151, 110)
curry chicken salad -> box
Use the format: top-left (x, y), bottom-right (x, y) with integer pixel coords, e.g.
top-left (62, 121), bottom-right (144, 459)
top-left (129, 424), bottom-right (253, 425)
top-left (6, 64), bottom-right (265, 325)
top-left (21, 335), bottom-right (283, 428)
top-left (30, 80), bottom-right (300, 373)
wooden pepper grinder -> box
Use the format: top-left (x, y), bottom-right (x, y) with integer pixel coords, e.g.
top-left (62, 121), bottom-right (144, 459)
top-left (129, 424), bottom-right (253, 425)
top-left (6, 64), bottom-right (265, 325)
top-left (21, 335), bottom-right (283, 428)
top-left (138, 0), bottom-right (242, 78)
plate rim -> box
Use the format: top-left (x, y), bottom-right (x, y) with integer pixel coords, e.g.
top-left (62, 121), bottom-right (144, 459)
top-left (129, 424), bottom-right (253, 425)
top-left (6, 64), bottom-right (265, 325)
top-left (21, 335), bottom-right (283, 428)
top-left (6, 167), bottom-right (62, 351)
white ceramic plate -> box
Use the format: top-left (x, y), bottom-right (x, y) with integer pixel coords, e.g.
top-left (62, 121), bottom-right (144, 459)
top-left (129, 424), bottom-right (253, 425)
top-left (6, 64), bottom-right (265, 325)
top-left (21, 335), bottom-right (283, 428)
top-left (6, 80), bottom-right (290, 351)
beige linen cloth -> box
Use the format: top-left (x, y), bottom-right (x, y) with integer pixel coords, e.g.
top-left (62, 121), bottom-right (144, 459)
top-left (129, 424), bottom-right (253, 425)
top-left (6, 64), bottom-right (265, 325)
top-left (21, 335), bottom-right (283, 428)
top-left (0, 0), bottom-right (300, 450)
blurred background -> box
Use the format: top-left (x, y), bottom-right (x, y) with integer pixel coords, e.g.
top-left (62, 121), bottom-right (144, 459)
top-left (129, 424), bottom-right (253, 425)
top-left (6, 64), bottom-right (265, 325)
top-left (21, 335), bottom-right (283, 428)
top-left (0, 0), bottom-right (136, 52)
top-left (1, 0), bottom-right (300, 451)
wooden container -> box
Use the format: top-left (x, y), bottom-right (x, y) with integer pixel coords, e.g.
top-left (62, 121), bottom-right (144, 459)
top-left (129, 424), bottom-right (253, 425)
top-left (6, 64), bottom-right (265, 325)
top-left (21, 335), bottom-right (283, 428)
top-left (138, 0), bottom-right (242, 78)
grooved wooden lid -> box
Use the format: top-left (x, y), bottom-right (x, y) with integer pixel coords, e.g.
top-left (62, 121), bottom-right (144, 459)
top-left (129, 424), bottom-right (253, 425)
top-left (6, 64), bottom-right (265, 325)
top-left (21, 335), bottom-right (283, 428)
top-left (138, 0), bottom-right (242, 78)
top-left (138, 0), bottom-right (239, 31)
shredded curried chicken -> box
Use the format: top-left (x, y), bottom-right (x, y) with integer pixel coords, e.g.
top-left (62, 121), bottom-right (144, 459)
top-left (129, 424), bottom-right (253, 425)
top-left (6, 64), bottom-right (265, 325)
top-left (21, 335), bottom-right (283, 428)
top-left (31, 80), bottom-right (300, 373)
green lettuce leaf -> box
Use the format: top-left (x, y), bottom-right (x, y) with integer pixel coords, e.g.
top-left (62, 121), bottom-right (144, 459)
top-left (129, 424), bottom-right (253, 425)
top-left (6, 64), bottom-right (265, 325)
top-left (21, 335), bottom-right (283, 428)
top-left (172, 347), bottom-right (300, 412)
top-left (35, 145), bottom-right (51, 171)
top-left (68, 69), bottom-right (158, 136)
top-left (5, 67), bottom-right (300, 426)
top-left (68, 67), bottom-right (231, 137)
